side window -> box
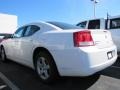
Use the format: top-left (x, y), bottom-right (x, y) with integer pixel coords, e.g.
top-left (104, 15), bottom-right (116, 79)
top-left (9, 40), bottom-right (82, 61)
top-left (88, 20), bottom-right (100, 29)
top-left (13, 27), bottom-right (26, 38)
top-left (77, 21), bottom-right (87, 28)
top-left (24, 26), bottom-right (31, 36)
top-left (24, 25), bottom-right (40, 37)
top-left (110, 18), bottom-right (120, 29)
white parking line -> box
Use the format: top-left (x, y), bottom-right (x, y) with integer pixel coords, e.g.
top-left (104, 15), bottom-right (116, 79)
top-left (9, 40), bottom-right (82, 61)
top-left (111, 66), bottom-right (120, 69)
top-left (0, 85), bottom-right (7, 89)
top-left (0, 72), bottom-right (20, 90)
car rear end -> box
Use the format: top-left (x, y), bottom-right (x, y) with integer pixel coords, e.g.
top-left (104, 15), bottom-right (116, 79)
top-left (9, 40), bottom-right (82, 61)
top-left (70, 29), bottom-right (117, 76)
top-left (48, 29), bottom-right (117, 77)
top-left (46, 22), bottom-right (117, 76)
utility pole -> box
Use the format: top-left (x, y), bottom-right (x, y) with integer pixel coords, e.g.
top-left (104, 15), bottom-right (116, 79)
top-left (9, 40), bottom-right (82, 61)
top-left (91, 0), bottom-right (99, 18)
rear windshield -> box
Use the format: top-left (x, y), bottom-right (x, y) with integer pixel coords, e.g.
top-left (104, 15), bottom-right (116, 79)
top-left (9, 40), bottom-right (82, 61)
top-left (48, 22), bottom-right (81, 29)
top-left (76, 21), bottom-right (87, 29)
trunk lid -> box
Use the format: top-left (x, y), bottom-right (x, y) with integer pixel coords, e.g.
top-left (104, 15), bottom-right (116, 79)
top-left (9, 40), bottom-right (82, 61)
top-left (90, 29), bottom-right (114, 49)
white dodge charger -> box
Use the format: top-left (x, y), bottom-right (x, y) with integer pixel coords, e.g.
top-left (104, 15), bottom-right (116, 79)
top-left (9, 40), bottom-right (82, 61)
top-left (0, 21), bottom-right (117, 83)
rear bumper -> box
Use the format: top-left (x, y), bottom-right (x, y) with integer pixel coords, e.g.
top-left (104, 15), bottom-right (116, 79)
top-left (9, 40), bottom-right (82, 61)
top-left (53, 45), bottom-right (117, 76)
top-left (78, 55), bottom-right (117, 76)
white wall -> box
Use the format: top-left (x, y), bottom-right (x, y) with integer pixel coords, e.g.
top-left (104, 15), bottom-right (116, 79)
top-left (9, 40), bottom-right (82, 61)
top-left (0, 13), bottom-right (17, 34)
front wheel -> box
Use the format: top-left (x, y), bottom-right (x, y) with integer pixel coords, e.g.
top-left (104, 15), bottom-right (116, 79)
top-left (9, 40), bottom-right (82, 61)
top-left (34, 51), bottom-right (59, 83)
top-left (0, 47), bottom-right (7, 62)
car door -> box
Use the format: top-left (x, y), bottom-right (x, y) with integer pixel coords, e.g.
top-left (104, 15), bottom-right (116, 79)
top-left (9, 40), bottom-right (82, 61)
top-left (11, 26), bottom-right (27, 62)
top-left (108, 18), bottom-right (120, 51)
top-left (15, 25), bottom-right (40, 66)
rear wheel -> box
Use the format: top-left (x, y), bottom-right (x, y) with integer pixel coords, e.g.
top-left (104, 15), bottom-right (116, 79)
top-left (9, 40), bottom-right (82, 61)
top-left (34, 51), bottom-right (59, 83)
top-left (0, 47), bottom-right (7, 62)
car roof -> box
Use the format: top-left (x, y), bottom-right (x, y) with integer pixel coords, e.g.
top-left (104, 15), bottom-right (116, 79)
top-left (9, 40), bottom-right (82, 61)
top-left (79, 18), bottom-right (104, 23)
top-left (19, 21), bottom-right (81, 30)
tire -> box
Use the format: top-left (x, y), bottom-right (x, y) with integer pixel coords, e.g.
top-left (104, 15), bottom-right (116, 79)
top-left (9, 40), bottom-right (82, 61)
top-left (34, 51), bottom-right (59, 83)
top-left (0, 47), bottom-right (7, 62)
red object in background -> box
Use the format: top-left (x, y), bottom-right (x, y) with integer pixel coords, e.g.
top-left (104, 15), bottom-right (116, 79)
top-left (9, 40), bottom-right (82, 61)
top-left (0, 39), bottom-right (3, 43)
top-left (0, 33), bottom-right (12, 43)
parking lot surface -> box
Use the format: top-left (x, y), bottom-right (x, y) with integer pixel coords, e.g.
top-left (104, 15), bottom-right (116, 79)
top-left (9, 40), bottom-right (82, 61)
top-left (0, 77), bottom-right (11, 90)
top-left (0, 58), bottom-right (120, 90)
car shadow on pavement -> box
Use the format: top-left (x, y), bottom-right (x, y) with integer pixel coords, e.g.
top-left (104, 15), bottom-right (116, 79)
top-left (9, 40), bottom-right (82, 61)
top-left (49, 74), bottom-right (100, 90)
top-left (100, 57), bottom-right (120, 79)
top-left (2, 58), bottom-right (120, 90)
top-left (0, 60), bottom-right (101, 90)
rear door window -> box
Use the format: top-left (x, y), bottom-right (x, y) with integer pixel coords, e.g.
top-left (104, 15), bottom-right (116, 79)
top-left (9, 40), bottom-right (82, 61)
top-left (24, 25), bottom-right (40, 37)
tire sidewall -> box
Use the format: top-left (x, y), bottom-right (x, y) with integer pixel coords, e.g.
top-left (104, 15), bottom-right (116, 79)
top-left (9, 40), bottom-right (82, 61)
top-left (34, 51), bottom-right (58, 83)
top-left (1, 47), bottom-right (6, 62)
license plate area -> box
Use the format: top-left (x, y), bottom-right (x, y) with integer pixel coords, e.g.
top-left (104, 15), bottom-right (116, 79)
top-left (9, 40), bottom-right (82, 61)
top-left (107, 50), bottom-right (115, 60)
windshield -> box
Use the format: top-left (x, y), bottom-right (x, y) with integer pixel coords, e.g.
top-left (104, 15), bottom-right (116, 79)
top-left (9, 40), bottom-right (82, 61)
top-left (48, 22), bottom-right (81, 30)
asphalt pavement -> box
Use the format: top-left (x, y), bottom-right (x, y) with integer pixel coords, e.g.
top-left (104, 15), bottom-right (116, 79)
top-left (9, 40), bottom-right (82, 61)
top-left (0, 77), bottom-right (11, 90)
top-left (0, 58), bottom-right (120, 90)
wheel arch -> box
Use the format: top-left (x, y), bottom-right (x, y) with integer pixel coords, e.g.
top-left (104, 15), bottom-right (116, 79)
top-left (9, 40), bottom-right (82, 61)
top-left (33, 47), bottom-right (59, 74)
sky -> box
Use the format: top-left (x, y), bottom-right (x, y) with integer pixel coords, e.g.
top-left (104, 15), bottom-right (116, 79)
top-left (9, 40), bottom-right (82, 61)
top-left (0, 0), bottom-right (120, 27)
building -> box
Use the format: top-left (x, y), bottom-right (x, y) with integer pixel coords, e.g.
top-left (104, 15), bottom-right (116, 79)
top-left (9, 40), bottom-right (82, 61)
top-left (0, 13), bottom-right (17, 34)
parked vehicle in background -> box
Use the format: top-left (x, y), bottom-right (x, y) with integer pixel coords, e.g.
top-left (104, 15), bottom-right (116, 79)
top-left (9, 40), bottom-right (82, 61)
top-left (76, 16), bottom-right (120, 55)
top-left (0, 21), bottom-right (117, 83)
top-left (0, 33), bottom-right (12, 43)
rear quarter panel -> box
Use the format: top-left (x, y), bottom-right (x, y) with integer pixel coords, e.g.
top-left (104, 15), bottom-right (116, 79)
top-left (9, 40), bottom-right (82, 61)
top-left (36, 30), bottom-right (74, 50)
top-left (33, 30), bottom-right (76, 73)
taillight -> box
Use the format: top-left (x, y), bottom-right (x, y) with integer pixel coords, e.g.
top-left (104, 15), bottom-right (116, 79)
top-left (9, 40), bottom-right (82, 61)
top-left (73, 31), bottom-right (94, 47)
